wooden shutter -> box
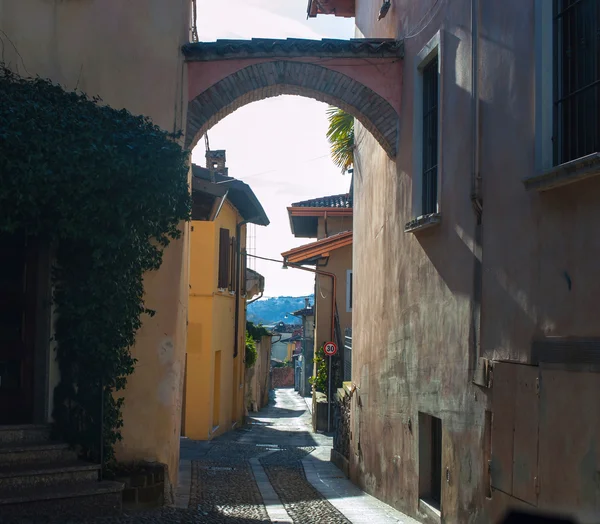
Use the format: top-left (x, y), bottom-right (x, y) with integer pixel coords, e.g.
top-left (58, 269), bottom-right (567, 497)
top-left (218, 228), bottom-right (230, 289)
top-left (229, 236), bottom-right (237, 292)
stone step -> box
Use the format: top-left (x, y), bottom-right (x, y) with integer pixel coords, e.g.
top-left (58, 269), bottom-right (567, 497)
top-left (0, 425), bottom-right (51, 445)
top-left (0, 460), bottom-right (100, 489)
top-left (0, 442), bottom-right (77, 465)
top-left (0, 480), bottom-right (123, 519)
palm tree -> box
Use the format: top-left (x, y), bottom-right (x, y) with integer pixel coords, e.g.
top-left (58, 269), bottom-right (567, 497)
top-left (326, 107), bottom-right (354, 174)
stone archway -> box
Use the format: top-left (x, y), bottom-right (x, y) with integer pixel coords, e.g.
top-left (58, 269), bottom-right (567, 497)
top-left (183, 38), bottom-right (404, 158)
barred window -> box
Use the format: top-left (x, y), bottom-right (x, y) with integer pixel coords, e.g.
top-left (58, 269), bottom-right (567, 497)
top-left (422, 56), bottom-right (439, 215)
top-left (553, 0), bottom-right (600, 165)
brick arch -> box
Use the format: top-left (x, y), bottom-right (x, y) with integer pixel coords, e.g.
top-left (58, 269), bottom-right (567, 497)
top-left (186, 61), bottom-right (398, 157)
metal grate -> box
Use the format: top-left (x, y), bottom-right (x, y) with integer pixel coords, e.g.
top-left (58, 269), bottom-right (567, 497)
top-left (422, 56), bottom-right (439, 215)
top-left (553, 0), bottom-right (600, 164)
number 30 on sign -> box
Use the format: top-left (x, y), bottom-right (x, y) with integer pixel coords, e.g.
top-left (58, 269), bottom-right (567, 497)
top-left (324, 341), bottom-right (338, 356)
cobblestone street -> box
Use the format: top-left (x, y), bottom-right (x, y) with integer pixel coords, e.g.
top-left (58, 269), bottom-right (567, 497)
top-left (7, 389), bottom-right (416, 523)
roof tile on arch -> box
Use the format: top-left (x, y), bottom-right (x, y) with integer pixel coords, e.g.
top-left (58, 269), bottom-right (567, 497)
top-left (291, 193), bottom-right (353, 209)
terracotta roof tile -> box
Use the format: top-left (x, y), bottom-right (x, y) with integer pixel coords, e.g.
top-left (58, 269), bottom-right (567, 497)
top-left (182, 38), bottom-right (403, 61)
top-left (291, 193), bottom-right (352, 209)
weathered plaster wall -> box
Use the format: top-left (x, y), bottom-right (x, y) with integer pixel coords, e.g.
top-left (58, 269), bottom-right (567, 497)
top-left (351, 0), bottom-right (488, 521)
top-left (352, 0), bottom-right (600, 522)
top-left (0, 0), bottom-right (190, 489)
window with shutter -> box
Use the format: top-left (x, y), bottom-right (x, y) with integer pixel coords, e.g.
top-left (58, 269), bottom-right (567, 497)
top-left (218, 228), bottom-right (230, 289)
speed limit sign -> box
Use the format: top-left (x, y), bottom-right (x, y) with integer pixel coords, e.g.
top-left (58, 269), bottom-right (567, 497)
top-left (324, 341), bottom-right (338, 356)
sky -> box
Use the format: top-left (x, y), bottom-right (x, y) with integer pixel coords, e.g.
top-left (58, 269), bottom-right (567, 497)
top-left (192, 1), bottom-right (355, 298)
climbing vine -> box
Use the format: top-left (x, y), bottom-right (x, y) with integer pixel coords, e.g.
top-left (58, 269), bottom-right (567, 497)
top-left (245, 332), bottom-right (258, 369)
top-left (309, 346), bottom-right (328, 393)
top-left (0, 66), bottom-right (191, 464)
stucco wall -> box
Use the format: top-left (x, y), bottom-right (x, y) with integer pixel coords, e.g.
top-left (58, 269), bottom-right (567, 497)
top-left (314, 244), bottom-right (352, 350)
top-left (185, 201), bottom-right (247, 440)
top-left (0, 0), bottom-right (190, 490)
top-left (317, 215), bottom-right (353, 239)
top-left (351, 0), bottom-right (486, 521)
top-left (351, 0), bottom-right (600, 522)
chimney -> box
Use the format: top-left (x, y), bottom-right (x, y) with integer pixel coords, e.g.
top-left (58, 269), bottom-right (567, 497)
top-left (206, 150), bottom-right (228, 177)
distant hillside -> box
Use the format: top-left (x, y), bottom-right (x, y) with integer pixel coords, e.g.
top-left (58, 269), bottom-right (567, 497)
top-left (247, 296), bottom-right (313, 326)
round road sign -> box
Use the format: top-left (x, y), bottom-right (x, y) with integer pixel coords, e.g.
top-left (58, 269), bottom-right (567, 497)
top-left (324, 341), bottom-right (338, 357)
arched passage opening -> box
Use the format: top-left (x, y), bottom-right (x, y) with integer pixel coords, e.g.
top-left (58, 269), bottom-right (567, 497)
top-left (183, 38), bottom-right (404, 157)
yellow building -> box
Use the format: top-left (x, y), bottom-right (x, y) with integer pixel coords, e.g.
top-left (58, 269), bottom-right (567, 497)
top-left (183, 152), bottom-right (268, 440)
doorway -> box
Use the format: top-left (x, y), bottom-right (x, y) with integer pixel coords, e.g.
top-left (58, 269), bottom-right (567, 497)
top-left (0, 233), bottom-right (38, 425)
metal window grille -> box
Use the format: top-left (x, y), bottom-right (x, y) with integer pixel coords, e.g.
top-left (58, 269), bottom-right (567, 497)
top-left (422, 56), bottom-right (439, 215)
top-left (553, 0), bottom-right (600, 165)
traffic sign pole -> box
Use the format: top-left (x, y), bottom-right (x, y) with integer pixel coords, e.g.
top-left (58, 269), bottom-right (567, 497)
top-left (323, 342), bottom-right (337, 433)
top-left (327, 355), bottom-right (331, 432)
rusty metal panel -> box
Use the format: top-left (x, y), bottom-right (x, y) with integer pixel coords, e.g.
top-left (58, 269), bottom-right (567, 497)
top-left (512, 365), bottom-right (539, 506)
top-left (491, 362), bottom-right (516, 494)
top-left (538, 369), bottom-right (600, 512)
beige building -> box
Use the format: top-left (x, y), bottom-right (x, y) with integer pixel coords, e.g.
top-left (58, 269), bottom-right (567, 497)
top-left (282, 193), bottom-right (353, 422)
top-left (0, 0), bottom-right (191, 506)
top-left (310, 1), bottom-right (600, 523)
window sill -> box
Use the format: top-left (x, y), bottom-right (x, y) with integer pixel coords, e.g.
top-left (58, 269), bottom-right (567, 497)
top-left (524, 152), bottom-right (600, 192)
top-left (404, 213), bottom-right (441, 233)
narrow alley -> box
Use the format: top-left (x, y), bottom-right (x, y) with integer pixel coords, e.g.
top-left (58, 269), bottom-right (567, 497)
top-left (11, 389), bottom-right (416, 524)
top-left (176, 388), bottom-right (417, 523)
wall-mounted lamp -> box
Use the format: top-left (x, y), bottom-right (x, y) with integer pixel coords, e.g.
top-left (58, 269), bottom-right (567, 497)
top-left (378, 0), bottom-right (391, 21)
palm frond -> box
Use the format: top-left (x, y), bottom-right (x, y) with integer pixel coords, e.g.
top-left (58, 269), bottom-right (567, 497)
top-left (326, 106), bottom-right (354, 173)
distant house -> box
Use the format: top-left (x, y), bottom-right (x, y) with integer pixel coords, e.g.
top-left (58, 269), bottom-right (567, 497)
top-left (183, 150), bottom-right (268, 441)
top-left (282, 192), bottom-right (353, 408)
top-left (291, 302), bottom-right (315, 397)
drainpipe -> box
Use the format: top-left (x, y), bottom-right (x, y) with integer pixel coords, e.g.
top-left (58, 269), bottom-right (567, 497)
top-left (470, 0), bottom-right (483, 374)
top-left (247, 291), bottom-right (263, 306)
top-left (233, 219), bottom-right (256, 359)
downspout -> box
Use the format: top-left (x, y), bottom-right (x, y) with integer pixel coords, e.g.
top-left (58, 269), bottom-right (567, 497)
top-left (470, 0), bottom-right (483, 376)
top-left (247, 291), bottom-right (263, 306)
top-left (234, 219), bottom-right (255, 359)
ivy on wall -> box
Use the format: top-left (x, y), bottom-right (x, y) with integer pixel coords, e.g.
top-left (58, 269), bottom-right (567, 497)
top-left (0, 66), bottom-right (191, 464)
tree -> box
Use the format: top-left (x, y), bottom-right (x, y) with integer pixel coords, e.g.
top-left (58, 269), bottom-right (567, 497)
top-left (326, 106), bottom-right (354, 174)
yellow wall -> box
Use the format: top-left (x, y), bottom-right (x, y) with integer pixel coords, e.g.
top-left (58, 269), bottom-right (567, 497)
top-left (184, 201), bottom-right (248, 440)
top-left (0, 0), bottom-right (191, 490)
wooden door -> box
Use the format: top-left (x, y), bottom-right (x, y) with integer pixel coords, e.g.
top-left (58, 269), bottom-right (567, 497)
top-left (0, 233), bottom-right (37, 424)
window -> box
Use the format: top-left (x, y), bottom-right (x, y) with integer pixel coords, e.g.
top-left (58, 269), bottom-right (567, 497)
top-left (218, 228), bottom-right (230, 289)
top-left (553, 0), bottom-right (600, 165)
top-left (408, 31), bottom-right (442, 230)
top-left (422, 56), bottom-right (439, 215)
top-left (346, 269), bottom-right (353, 313)
top-left (419, 412), bottom-right (442, 513)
